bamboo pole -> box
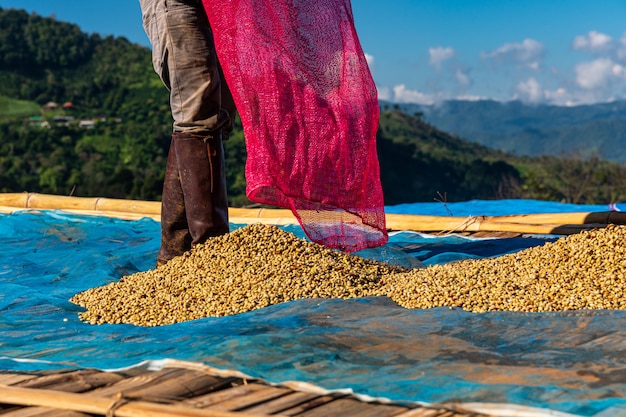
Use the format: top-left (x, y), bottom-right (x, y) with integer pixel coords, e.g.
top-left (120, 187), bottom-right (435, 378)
top-left (383, 211), bottom-right (626, 228)
top-left (0, 384), bottom-right (274, 417)
top-left (95, 198), bottom-right (161, 215)
top-left (51, 209), bottom-right (161, 222)
top-left (0, 192), bottom-right (30, 208)
top-left (26, 193), bottom-right (102, 211)
top-left (229, 207), bottom-right (298, 226)
top-left (384, 215), bottom-right (600, 235)
top-left (1, 192), bottom-right (625, 235)
top-left (483, 211), bottom-right (626, 225)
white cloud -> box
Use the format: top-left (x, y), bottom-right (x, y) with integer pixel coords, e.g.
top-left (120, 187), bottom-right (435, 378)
top-left (511, 85), bottom-right (605, 107)
top-left (549, 88), bottom-right (624, 106)
top-left (429, 46), bottom-right (455, 70)
top-left (614, 64), bottom-right (626, 78)
top-left (427, 47), bottom-right (473, 93)
top-left (390, 84), bottom-right (482, 105)
top-left (377, 85), bottom-right (391, 101)
top-left (515, 77), bottom-right (543, 103)
top-left (392, 84), bottom-right (437, 105)
top-left (454, 94), bottom-right (490, 101)
top-left (575, 58), bottom-right (625, 89)
top-left (573, 30), bottom-right (613, 53)
top-left (364, 53), bottom-right (375, 68)
top-left (455, 69), bottom-right (471, 87)
top-left (543, 88), bottom-right (576, 106)
top-left (481, 38), bottom-right (544, 70)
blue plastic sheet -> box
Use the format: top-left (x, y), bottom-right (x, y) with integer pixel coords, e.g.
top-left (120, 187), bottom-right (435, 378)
top-left (0, 200), bottom-right (624, 417)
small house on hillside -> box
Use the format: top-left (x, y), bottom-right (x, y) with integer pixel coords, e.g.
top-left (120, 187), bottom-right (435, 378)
top-left (79, 119), bottom-right (96, 129)
top-left (42, 102), bottom-right (58, 111)
top-left (52, 116), bottom-right (74, 126)
top-left (28, 116), bottom-right (50, 129)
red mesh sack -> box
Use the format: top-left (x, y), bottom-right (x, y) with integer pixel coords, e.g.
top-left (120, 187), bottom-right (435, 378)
top-left (203, 0), bottom-right (387, 251)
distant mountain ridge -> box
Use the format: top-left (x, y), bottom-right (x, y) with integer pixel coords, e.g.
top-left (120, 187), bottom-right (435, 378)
top-left (387, 99), bottom-right (626, 163)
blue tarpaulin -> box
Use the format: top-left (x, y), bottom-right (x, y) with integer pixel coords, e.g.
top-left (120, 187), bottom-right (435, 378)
top-left (1, 199), bottom-right (624, 417)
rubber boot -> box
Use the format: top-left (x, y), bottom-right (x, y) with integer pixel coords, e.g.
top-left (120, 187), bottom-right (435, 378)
top-left (157, 136), bottom-right (191, 265)
top-left (157, 132), bottom-right (229, 266)
top-left (175, 131), bottom-right (229, 246)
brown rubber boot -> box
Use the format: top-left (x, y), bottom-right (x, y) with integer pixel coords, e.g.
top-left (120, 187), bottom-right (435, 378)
top-left (157, 132), bottom-right (229, 266)
top-left (175, 131), bottom-right (229, 246)
top-left (157, 136), bottom-right (191, 265)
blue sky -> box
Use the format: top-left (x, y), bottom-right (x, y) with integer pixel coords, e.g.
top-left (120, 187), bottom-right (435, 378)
top-left (2, 0), bottom-right (626, 106)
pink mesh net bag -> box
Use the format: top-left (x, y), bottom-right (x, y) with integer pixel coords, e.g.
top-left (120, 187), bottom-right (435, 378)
top-left (203, 0), bottom-right (387, 251)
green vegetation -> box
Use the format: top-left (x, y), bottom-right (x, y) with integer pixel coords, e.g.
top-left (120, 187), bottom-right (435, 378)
top-left (377, 110), bottom-right (521, 204)
top-left (0, 96), bottom-right (40, 118)
top-left (1, 7), bottom-right (625, 207)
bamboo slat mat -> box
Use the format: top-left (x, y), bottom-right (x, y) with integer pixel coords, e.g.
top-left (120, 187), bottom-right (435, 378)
top-left (0, 365), bottom-right (500, 417)
top-left (1, 192), bottom-right (625, 236)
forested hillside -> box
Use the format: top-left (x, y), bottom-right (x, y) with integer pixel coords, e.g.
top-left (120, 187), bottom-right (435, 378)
top-left (1, 8), bottom-right (625, 206)
top-left (0, 7), bottom-right (182, 201)
top-left (396, 100), bottom-right (626, 164)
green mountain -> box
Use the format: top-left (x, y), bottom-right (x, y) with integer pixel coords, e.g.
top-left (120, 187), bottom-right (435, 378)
top-left (376, 110), bottom-right (521, 204)
top-left (392, 100), bottom-right (626, 163)
top-left (1, 7), bottom-right (625, 206)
